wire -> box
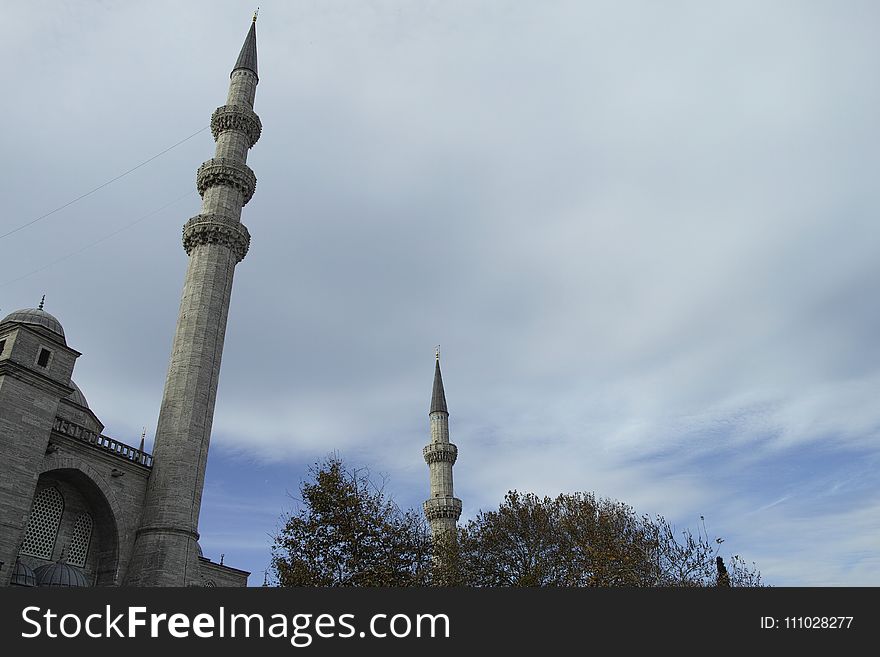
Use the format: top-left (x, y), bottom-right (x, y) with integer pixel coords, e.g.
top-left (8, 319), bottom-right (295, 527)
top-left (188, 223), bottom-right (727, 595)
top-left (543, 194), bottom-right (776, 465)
top-left (0, 190), bottom-right (195, 288)
top-left (0, 126), bottom-right (208, 241)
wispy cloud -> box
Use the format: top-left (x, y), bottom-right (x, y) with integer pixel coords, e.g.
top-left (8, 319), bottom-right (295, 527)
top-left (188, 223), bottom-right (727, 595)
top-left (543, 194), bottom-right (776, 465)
top-left (4, 0), bottom-right (880, 584)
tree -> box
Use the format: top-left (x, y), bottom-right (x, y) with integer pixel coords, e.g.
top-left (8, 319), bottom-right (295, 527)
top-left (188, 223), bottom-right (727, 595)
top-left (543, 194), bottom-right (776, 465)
top-left (716, 556), bottom-right (731, 587)
top-left (270, 456), bottom-right (433, 586)
top-left (439, 491), bottom-right (569, 586)
top-left (270, 459), bottom-right (763, 587)
top-left (437, 490), bottom-right (762, 587)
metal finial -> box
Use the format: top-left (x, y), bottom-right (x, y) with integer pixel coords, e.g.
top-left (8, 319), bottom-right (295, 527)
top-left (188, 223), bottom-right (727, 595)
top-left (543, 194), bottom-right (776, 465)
top-left (138, 428), bottom-right (146, 452)
top-left (253, 7), bottom-right (259, 22)
top-left (435, 344), bottom-right (440, 361)
top-left (38, 295), bottom-right (45, 310)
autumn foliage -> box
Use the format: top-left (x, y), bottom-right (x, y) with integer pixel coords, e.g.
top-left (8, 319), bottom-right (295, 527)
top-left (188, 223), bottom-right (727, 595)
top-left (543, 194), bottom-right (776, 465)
top-left (271, 457), bottom-right (433, 586)
top-left (271, 457), bottom-right (762, 587)
top-left (435, 490), bottom-right (761, 587)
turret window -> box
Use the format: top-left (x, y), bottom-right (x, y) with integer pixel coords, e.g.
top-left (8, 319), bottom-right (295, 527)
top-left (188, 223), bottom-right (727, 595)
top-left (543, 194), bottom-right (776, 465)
top-left (67, 513), bottom-right (93, 568)
top-left (20, 487), bottom-right (64, 560)
top-left (0, 339), bottom-right (6, 355)
top-left (37, 347), bottom-right (51, 368)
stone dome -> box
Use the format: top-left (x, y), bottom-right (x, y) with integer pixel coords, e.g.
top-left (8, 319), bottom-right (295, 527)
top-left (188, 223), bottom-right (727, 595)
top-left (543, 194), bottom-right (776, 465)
top-left (10, 559), bottom-right (37, 587)
top-left (1, 307), bottom-right (65, 341)
top-left (34, 560), bottom-right (89, 587)
top-left (67, 381), bottom-right (90, 409)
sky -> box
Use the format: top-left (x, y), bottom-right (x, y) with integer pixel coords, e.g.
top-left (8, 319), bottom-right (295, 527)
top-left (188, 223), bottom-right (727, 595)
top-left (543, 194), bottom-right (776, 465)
top-left (2, 0), bottom-right (879, 586)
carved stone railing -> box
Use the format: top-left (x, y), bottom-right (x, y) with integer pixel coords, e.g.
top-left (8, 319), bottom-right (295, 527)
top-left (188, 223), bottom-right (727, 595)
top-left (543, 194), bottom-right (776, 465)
top-left (196, 157), bottom-right (257, 205)
top-left (210, 104), bottom-right (262, 147)
top-left (423, 496), bottom-right (462, 522)
top-left (182, 213), bottom-right (251, 262)
top-left (423, 442), bottom-right (458, 465)
top-left (51, 417), bottom-right (153, 468)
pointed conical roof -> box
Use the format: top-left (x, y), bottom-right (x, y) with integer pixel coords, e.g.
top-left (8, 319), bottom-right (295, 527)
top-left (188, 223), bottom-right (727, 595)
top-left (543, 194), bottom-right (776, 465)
top-left (232, 19), bottom-right (258, 79)
top-left (430, 357), bottom-right (448, 415)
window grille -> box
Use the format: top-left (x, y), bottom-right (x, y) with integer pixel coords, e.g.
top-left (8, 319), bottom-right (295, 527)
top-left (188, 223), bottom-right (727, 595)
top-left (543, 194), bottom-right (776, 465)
top-left (20, 488), bottom-right (64, 559)
top-left (67, 513), bottom-right (93, 568)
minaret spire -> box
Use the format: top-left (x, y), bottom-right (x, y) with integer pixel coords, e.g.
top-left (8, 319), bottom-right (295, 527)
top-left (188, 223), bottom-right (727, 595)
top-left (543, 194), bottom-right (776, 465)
top-left (233, 17), bottom-right (258, 79)
top-left (430, 351), bottom-right (448, 415)
top-left (423, 352), bottom-right (462, 539)
top-left (125, 19), bottom-right (262, 586)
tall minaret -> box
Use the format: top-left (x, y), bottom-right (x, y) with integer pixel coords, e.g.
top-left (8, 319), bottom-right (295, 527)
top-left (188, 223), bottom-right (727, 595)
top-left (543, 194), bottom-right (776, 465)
top-left (423, 351), bottom-right (462, 537)
top-left (125, 18), bottom-right (262, 586)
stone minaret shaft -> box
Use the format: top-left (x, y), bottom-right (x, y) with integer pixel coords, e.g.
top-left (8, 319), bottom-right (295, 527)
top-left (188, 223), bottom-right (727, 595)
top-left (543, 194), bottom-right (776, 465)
top-left (125, 20), bottom-right (261, 586)
top-left (423, 355), bottom-right (462, 537)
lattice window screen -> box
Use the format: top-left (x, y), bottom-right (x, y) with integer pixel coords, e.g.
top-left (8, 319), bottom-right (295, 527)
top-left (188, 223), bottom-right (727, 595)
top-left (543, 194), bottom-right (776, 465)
top-left (67, 513), bottom-right (93, 568)
top-left (20, 488), bottom-right (64, 559)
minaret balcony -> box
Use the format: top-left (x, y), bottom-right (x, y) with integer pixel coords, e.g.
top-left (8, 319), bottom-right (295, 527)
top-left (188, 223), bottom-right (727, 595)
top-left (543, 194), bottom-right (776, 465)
top-left (423, 442), bottom-right (458, 465)
top-left (211, 105), bottom-right (262, 147)
top-left (423, 496), bottom-right (462, 521)
top-left (196, 158), bottom-right (257, 205)
top-left (182, 214), bottom-right (251, 262)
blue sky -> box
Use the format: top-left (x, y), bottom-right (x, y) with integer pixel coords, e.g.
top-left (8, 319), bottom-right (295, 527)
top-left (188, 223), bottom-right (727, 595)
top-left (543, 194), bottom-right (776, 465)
top-left (2, 0), bottom-right (880, 585)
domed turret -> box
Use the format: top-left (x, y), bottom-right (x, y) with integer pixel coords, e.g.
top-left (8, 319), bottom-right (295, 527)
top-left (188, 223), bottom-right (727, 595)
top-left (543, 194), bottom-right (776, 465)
top-left (1, 305), bottom-right (66, 342)
top-left (34, 560), bottom-right (89, 587)
top-left (9, 558), bottom-right (37, 587)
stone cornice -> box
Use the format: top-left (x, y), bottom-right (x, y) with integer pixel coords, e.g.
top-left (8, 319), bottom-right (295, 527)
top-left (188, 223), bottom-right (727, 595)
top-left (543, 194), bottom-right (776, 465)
top-left (0, 360), bottom-right (73, 397)
top-left (134, 525), bottom-right (200, 540)
top-left (198, 557), bottom-right (251, 576)
top-left (0, 323), bottom-right (80, 354)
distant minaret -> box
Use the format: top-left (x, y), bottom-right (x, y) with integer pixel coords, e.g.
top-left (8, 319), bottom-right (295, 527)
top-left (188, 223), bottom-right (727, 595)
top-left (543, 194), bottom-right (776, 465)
top-left (423, 350), bottom-right (462, 537)
top-left (125, 17), bottom-right (262, 586)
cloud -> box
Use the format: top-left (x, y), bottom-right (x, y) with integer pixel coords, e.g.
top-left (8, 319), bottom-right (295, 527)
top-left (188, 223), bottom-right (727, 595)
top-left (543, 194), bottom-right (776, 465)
top-left (4, 0), bottom-right (880, 584)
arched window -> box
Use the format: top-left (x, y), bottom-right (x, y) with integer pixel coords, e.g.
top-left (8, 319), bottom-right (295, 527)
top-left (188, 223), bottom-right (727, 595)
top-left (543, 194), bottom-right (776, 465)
top-left (67, 513), bottom-right (93, 568)
top-left (20, 488), bottom-right (64, 559)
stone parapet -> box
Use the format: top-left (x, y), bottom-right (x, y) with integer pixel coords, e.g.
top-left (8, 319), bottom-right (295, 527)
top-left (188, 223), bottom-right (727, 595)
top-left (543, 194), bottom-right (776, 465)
top-left (182, 214), bottom-right (251, 262)
top-left (423, 442), bottom-right (458, 465)
top-left (423, 496), bottom-right (462, 521)
top-left (210, 104), bottom-right (262, 147)
top-left (51, 417), bottom-right (153, 468)
top-left (196, 158), bottom-right (257, 205)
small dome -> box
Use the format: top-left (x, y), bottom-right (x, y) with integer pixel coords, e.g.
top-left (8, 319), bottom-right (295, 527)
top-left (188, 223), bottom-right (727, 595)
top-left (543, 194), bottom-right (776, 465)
top-left (34, 560), bottom-right (89, 587)
top-left (10, 559), bottom-right (37, 587)
top-left (67, 381), bottom-right (90, 409)
top-left (1, 307), bottom-right (65, 340)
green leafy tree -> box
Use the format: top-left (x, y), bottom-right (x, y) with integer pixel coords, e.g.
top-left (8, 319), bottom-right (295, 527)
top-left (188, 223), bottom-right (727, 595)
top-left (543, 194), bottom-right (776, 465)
top-left (271, 456), bottom-right (433, 586)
